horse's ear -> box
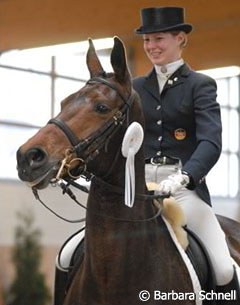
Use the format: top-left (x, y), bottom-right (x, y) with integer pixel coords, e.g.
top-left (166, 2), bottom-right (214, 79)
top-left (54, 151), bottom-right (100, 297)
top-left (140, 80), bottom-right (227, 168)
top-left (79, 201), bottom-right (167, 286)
top-left (87, 38), bottom-right (105, 78)
top-left (111, 36), bottom-right (131, 86)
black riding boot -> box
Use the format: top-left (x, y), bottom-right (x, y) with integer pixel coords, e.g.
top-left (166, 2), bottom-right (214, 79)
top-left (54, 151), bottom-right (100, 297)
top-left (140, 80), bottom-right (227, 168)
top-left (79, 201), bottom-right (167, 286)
top-left (216, 267), bottom-right (240, 304)
top-left (54, 267), bottom-right (68, 305)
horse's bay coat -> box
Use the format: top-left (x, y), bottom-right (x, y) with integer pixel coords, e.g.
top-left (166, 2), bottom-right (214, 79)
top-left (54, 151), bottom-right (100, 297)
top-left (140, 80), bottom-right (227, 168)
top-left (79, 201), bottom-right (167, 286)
top-left (133, 64), bottom-right (222, 204)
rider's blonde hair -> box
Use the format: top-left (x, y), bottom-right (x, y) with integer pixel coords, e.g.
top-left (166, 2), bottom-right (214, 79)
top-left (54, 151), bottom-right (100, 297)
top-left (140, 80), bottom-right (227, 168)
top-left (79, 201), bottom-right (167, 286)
top-left (170, 31), bottom-right (188, 49)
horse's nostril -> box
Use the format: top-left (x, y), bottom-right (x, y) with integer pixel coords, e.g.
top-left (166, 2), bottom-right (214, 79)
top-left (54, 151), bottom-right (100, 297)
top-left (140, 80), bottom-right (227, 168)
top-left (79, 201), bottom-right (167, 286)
top-left (26, 148), bottom-right (48, 168)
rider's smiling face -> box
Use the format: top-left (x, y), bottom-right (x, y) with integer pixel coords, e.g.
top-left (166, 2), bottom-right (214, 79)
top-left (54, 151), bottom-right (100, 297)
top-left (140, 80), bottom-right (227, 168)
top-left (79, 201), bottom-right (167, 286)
top-left (143, 31), bottom-right (185, 66)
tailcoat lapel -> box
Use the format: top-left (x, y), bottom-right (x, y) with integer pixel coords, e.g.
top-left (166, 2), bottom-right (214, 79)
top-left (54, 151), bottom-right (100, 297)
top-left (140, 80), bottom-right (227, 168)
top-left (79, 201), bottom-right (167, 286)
top-left (142, 69), bottom-right (160, 101)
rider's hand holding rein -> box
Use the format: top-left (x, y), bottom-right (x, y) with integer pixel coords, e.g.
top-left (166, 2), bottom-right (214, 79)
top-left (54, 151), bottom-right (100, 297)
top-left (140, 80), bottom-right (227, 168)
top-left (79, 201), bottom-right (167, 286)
top-left (158, 170), bottom-right (190, 195)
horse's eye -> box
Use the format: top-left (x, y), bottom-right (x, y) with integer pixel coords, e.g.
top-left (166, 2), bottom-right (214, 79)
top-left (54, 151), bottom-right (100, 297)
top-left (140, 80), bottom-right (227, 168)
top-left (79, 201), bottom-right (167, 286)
top-left (95, 103), bottom-right (110, 114)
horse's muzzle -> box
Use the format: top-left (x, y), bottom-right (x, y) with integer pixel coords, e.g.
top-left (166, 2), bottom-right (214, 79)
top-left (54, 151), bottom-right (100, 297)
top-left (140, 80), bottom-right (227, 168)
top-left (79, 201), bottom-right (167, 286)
top-left (16, 147), bottom-right (58, 188)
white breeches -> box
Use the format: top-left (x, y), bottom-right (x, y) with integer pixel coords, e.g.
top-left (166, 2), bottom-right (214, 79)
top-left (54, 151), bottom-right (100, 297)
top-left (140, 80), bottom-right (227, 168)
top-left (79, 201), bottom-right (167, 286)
top-left (145, 164), bottom-right (234, 286)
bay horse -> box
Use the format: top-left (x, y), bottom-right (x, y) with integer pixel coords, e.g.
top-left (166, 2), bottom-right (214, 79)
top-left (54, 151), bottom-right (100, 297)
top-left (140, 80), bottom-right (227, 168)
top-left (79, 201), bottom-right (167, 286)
top-left (16, 37), bottom-right (240, 305)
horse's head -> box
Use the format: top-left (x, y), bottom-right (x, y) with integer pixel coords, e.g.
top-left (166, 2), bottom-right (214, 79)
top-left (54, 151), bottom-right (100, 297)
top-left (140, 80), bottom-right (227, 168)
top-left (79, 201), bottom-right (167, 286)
top-left (17, 37), bottom-right (144, 189)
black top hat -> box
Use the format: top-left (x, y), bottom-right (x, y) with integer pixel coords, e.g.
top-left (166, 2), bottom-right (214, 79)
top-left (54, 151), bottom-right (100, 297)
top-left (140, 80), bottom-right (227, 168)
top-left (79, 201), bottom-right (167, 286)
top-left (135, 7), bottom-right (193, 34)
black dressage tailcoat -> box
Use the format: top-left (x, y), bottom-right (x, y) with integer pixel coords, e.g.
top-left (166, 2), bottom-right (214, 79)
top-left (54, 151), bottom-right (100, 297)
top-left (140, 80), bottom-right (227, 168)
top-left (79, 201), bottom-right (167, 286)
top-left (133, 64), bottom-right (222, 205)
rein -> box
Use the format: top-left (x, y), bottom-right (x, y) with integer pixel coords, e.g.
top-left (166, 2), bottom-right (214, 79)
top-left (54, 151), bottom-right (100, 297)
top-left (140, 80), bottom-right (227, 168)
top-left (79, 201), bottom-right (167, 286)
top-left (32, 180), bottom-right (166, 223)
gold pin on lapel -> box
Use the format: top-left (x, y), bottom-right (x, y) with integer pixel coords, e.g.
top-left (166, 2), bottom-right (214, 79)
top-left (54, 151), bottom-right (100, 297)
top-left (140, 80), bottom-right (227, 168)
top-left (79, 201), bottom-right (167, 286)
top-left (174, 128), bottom-right (186, 140)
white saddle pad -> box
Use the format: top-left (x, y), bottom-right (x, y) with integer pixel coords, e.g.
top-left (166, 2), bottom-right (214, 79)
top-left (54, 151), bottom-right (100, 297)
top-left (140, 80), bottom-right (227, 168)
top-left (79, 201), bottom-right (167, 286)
top-left (56, 229), bottom-right (85, 272)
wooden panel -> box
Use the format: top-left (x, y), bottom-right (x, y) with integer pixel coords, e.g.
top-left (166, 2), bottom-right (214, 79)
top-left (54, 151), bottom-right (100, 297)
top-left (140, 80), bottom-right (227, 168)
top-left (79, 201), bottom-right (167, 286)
top-left (0, 0), bottom-right (240, 73)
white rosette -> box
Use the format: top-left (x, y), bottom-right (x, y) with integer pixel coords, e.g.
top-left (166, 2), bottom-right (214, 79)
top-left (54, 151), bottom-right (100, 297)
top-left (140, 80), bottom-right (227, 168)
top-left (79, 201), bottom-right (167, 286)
top-left (121, 122), bottom-right (144, 207)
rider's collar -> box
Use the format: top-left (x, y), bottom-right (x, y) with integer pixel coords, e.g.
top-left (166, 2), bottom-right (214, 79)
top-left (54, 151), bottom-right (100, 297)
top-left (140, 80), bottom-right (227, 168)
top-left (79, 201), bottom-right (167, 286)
top-left (155, 59), bottom-right (184, 77)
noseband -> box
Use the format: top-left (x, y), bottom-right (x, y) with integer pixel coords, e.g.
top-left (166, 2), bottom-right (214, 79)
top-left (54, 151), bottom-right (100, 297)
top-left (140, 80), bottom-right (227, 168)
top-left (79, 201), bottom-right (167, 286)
top-left (48, 77), bottom-right (133, 179)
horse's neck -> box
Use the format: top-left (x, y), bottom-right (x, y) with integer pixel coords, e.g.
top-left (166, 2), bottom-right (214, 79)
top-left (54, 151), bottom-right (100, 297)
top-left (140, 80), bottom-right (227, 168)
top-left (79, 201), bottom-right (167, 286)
top-left (84, 148), bottom-right (156, 256)
top-left (83, 177), bottom-right (159, 284)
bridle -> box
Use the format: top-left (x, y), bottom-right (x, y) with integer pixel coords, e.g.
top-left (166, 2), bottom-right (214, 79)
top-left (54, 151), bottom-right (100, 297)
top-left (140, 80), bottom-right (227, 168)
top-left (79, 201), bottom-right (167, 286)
top-left (33, 76), bottom-right (167, 223)
top-left (48, 76), bottom-right (134, 181)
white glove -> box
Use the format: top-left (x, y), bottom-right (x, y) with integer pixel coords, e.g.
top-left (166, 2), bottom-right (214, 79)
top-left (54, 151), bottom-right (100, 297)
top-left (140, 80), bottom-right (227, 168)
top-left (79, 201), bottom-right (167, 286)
top-left (158, 171), bottom-right (190, 195)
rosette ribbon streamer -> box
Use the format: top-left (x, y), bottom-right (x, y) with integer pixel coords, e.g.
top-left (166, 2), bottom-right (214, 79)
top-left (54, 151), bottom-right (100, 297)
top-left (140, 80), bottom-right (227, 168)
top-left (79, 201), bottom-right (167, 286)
top-left (121, 122), bottom-right (144, 207)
